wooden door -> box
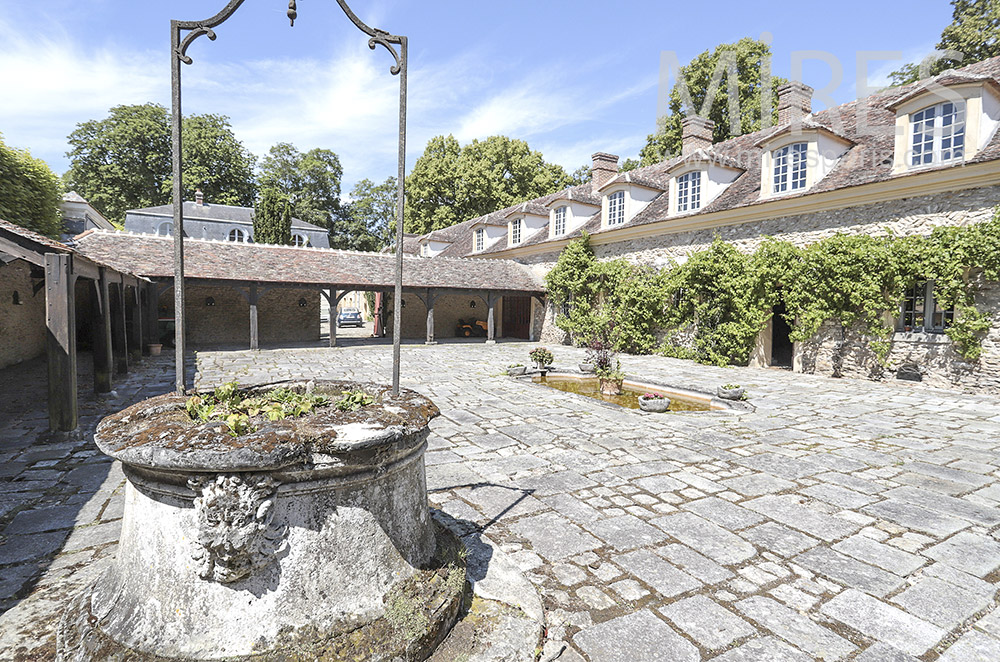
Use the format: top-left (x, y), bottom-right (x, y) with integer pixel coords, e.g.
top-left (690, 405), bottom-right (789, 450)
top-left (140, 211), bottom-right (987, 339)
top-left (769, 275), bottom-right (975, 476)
top-left (502, 296), bottom-right (531, 339)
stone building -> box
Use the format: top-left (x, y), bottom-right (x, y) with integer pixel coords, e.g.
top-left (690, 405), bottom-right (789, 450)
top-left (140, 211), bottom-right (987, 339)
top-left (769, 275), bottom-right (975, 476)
top-left (409, 57), bottom-right (1000, 393)
top-left (123, 190), bottom-right (330, 248)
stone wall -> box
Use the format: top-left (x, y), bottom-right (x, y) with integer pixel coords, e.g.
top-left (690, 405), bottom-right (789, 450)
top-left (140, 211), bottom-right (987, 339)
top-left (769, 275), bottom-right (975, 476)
top-left (157, 284), bottom-right (319, 347)
top-left (0, 259), bottom-right (45, 369)
top-left (398, 293), bottom-right (502, 340)
top-left (519, 185), bottom-right (1000, 393)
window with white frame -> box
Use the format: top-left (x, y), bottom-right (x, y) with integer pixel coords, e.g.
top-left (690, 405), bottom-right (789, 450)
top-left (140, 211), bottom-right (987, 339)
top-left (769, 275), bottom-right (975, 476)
top-left (676, 171), bottom-right (702, 212)
top-left (554, 206), bottom-right (567, 236)
top-left (156, 221), bottom-right (173, 236)
top-left (420, 243), bottom-right (428, 256)
top-left (292, 233), bottom-right (309, 247)
top-left (228, 228), bottom-right (248, 242)
top-left (899, 280), bottom-right (954, 333)
top-left (773, 142), bottom-right (808, 194)
top-left (511, 218), bottom-right (522, 245)
top-left (910, 101), bottom-right (965, 167)
top-left (475, 228), bottom-right (485, 252)
top-left (607, 191), bottom-right (625, 226)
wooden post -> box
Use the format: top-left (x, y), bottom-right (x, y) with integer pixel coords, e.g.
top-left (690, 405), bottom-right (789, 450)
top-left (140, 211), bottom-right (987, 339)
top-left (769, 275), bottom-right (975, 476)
top-left (145, 283), bottom-right (160, 350)
top-left (249, 283), bottom-right (259, 351)
top-left (486, 292), bottom-right (496, 344)
top-left (93, 271), bottom-right (113, 392)
top-left (127, 286), bottom-right (142, 361)
top-left (328, 289), bottom-right (337, 347)
top-left (45, 253), bottom-right (78, 431)
top-left (111, 282), bottom-right (129, 375)
top-left (425, 289), bottom-right (436, 344)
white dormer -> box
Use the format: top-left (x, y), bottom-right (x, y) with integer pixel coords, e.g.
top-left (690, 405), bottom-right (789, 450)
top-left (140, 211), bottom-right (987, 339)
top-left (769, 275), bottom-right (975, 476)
top-left (888, 74), bottom-right (1000, 174)
top-left (545, 193), bottom-right (600, 239)
top-left (417, 235), bottom-right (452, 258)
top-left (505, 204), bottom-right (548, 246)
top-left (470, 220), bottom-right (506, 253)
top-left (665, 151), bottom-right (743, 216)
top-left (757, 123), bottom-right (852, 199)
top-left (597, 174), bottom-right (664, 229)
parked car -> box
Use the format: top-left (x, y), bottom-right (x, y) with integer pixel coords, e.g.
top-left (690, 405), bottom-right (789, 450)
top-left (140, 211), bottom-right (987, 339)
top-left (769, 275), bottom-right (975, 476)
top-left (337, 307), bottom-right (364, 328)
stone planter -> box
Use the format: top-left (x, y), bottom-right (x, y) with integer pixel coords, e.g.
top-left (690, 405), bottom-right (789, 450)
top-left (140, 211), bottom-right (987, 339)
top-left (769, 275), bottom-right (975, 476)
top-left (599, 378), bottom-right (623, 396)
top-left (508, 366), bottom-right (526, 376)
top-left (638, 395), bottom-right (671, 412)
top-left (717, 385), bottom-right (745, 400)
top-left (579, 362), bottom-right (595, 373)
top-left (58, 380), bottom-right (464, 661)
top-left (535, 362), bottom-right (548, 372)
top-left (146, 343), bottom-right (163, 356)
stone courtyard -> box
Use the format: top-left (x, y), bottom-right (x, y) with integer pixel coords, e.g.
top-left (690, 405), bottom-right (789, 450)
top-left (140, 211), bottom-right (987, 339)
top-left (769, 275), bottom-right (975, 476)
top-left (3, 342), bottom-right (1000, 661)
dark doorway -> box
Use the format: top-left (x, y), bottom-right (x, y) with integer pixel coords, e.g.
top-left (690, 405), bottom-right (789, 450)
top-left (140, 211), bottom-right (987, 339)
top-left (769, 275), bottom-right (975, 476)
top-left (502, 296), bottom-right (531, 339)
top-left (771, 302), bottom-right (793, 367)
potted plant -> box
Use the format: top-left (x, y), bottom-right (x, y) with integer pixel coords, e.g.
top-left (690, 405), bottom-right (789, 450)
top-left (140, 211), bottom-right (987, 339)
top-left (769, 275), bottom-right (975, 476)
top-left (584, 338), bottom-right (613, 375)
top-left (596, 359), bottom-right (624, 396)
top-left (146, 343), bottom-right (163, 356)
top-left (529, 347), bottom-right (553, 371)
top-left (507, 363), bottom-right (526, 376)
top-left (638, 392), bottom-right (671, 412)
top-left (717, 383), bottom-right (746, 400)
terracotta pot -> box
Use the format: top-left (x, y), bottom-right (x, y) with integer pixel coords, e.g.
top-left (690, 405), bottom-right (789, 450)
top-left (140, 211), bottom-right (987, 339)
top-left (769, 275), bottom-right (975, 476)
top-left (146, 343), bottom-right (162, 356)
top-left (599, 379), bottom-right (623, 396)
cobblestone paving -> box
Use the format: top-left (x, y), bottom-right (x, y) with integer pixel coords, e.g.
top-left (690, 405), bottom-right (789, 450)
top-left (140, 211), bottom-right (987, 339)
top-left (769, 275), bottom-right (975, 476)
top-left (4, 342), bottom-right (1000, 661)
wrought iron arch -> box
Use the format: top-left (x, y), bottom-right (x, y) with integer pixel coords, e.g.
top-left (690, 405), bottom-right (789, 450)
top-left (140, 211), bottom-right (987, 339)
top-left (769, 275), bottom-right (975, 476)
top-left (170, 0), bottom-right (408, 394)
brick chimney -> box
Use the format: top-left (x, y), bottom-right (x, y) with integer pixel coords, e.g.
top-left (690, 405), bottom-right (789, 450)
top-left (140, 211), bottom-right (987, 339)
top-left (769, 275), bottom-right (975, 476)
top-left (776, 82), bottom-right (813, 125)
top-left (195, 189), bottom-right (204, 205)
top-left (591, 153), bottom-right (619, 194)
top-left (681, 116), bottom-right (715, 156)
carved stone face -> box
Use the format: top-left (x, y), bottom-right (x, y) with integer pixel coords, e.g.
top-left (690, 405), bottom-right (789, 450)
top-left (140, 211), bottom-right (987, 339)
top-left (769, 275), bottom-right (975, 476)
top-left (188, 474), bottom-right (285, 584)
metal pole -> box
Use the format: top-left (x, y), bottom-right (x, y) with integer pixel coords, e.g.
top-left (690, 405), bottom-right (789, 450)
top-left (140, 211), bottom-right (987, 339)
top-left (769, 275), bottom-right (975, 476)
top-left (391, 37), bottom-right (407, 396)
top-left (170, 20), bottom-right (186, 394)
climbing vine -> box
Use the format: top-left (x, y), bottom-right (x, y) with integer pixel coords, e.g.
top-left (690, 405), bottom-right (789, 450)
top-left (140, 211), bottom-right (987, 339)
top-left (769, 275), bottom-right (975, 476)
top-left (545, 209), bottom-right (1000, 366)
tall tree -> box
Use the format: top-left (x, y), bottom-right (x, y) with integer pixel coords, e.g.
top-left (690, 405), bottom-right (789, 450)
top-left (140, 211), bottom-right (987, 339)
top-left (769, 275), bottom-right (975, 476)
top-left (568, 164), bottom-right (592, 186)
top-left (65, 103), bottom-right (258, 223)
top-left (640, 38), bottom-right (785, 165)
top-left (889, 0), bottom-right (1000, 86)
top-left (253, 188), bottom-right (292, 245)
top-left (404, 134), bottom-right (570, 235)
top-left (0, 134), bottom-right (63, 238)
top-left (346, 177), bottom-right (397, 249)
top-left (258, 143), bottom-right (343, 229)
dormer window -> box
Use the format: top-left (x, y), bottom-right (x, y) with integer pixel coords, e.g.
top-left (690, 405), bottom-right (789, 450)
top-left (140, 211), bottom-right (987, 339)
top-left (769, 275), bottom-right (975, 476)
top-left (228, 228), bottom-right (248, 242)
top-left (910, 101), bottom-right (965, 167)
top-left (157, 221), bottom-right (173, 236)
top-left (511, 218), bottom-right (522, 245)
top-left (607, 191), bottom-right (625, 226)
top-left (773, 142), bottom-right (808, 194)
top-left (676, 171), bottom-right (702, 212)
top-left (553, 206), bottom-right (567, 236)
top-left (475, 228), bottom-right (485, 252)
top-left (420, 243), bottom-right (428, 256)
top-left (292, 233), bottom-right (309, 247)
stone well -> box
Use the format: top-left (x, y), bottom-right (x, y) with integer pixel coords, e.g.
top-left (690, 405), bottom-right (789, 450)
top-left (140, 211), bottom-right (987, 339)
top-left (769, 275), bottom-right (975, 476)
top-left (57, 380), bottom-right (462, 660)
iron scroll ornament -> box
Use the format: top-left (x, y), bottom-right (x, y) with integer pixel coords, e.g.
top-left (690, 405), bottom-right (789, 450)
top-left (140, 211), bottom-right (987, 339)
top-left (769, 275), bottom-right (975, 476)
top-left (169, 1), bottom-right (409, 396)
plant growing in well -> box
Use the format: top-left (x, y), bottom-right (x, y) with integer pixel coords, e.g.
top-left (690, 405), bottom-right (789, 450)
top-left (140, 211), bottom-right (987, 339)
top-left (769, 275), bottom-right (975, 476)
top-left (334, 390), bottom-right (375, 412)
top-left (529, 347), bottom-right (553, 366)
top-left (185, 382), bottom-right (331, 437)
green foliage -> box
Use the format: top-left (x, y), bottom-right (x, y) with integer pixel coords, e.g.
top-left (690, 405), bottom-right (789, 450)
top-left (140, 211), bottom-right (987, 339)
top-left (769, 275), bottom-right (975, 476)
top-left (0, 134), bottom-right (63, 237)
top-left (640, 38), bottom-right (786, 165)
top-left (65, 104), bottom-right (256, 224)
top-left (547, 210), bottom-right (1000, 368)
top-left (568, 164), bottom-right (592, 186)
top-left (334, 390), bottom-right (374, 412)
top-left (595, 359), bottom-right (624, 382)
top-left (529, 347), bottom-right (554, 366)
top-left (620, 158), bottom-right (641, 173)
top-left (253, 188), bottom-right (293, 245)
top-left (259, 142), bottom-right (343, 229)
top-left (404, 134), bottom-right (570, 235)
top-left (337, 176), bottom-right (397, 251)
top-left (889, 0), bottom-right (1000, 85)
top-left (184, 382), bottom-right (331, 437)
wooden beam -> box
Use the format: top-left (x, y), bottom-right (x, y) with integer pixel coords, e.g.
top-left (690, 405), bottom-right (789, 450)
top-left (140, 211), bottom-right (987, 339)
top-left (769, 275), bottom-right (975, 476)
top-left (111, 282), bottom-right (128, 375)
top-left (425, 288), bottom-right (437, 344)
top-left (249, 282), bottom-right (259, 351)
top-left (45, 253), bottom-right (77, 431)
top-left (127, 285), bottom-right (142, 361)
top-left (486, 291), bottom-right (497, 344)
top-left (93, 270), bottom-right (113, 393)
top-left (144, 283), bottom-right (160, 351)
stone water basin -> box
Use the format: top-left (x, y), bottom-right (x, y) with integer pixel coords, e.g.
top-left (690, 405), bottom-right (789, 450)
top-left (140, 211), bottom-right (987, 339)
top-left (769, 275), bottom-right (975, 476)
top-left (530, 373), bottom-right (734, 412)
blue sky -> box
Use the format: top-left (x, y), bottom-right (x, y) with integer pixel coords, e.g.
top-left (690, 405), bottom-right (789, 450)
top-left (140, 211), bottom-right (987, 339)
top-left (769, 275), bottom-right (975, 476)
top-left (0, 1), bottom-right (954, 196)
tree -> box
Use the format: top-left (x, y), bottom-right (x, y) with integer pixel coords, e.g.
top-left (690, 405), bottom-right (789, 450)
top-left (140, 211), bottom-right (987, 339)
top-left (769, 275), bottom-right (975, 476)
top-left (253, 188), bottom-right (292, 245)
top-left (639, 38), bottom-right (786, 165)
top-left (65, 103), bottom-right (258, 223)
top-left (889, 0), bottom-right (1000, 86)
top-left (404, 134), bottom-right (570, 235)
top-left (568, 164), bottom-right (592, 186)
top-left (0, 134), bottom-right (63, 238)
top-left (258, 143), bottom-right (343, 229)
top-left (346, 177), bottom-right (397, 249)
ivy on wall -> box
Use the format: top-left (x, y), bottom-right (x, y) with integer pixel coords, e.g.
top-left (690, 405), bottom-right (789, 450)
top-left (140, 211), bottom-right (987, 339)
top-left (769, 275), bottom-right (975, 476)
top-left (545, 209), bottom-right (1000, 367)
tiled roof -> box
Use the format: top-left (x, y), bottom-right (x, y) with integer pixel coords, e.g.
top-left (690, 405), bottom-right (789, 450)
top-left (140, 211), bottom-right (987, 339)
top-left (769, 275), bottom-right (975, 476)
top-left (62, 191), bottom-right (88, 203)
top-left (433, 56), bottom-right (1000, 258)
top-left (0, 218), bottom-right (72, 253)
top-left (504, 202), bottom-right (550, 218)
top-left (597, 169), bottom-right (670, 192)
top-left (125, 201), bottom-right (325, 231)
top-left (74, 231), bottom-right (545, 292)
